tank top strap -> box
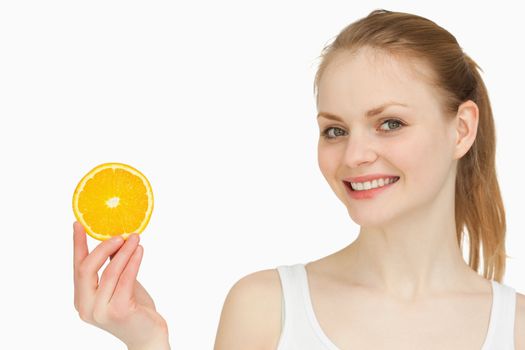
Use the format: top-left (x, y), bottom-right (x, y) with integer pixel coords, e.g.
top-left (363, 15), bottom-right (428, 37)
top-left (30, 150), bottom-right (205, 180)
top-left (276, 263), bottom-right (338, 350)
top-left (276, 264), bottom-right (307, 348)
top-left (482, 280), bottom-right (516, 350)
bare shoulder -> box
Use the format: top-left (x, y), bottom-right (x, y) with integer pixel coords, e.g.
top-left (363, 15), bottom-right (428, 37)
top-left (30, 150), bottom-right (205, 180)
top-left (516, 292), bottom-right (525, 350)
top-left (214, 268), bottom-right (283, 350)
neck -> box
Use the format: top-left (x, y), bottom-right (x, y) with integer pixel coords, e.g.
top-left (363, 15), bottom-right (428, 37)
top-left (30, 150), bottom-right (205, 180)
top-left (335, 175), bottom-right (484, 302)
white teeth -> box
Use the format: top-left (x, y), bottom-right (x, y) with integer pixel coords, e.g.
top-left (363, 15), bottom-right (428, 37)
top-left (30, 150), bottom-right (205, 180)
top-left (349, 177), bottom-right (398, 191)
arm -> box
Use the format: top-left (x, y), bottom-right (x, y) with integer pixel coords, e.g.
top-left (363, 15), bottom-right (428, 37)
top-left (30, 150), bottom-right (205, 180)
top-left (214, 269), bottom-right (283, 350)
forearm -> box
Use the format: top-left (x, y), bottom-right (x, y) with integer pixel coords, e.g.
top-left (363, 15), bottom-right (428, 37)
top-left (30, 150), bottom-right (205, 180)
top-left (128, 343), bottom-right (170, 350)
top-left (127, 334), bottom-right (170, 350)
top-left (128, 341), bottom-right (170, 350)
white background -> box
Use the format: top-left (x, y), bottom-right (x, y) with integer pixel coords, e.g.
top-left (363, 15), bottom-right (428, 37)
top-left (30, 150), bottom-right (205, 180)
top-left (1, 0), bottom-right (524, 349)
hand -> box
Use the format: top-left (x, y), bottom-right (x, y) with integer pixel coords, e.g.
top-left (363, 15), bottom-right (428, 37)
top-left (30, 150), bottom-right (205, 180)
top-left (73, 222), bottom-right (170, 349)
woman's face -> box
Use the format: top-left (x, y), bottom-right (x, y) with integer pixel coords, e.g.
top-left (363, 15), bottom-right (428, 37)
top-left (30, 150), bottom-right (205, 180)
top-left (316, 48), bottom-right (458, 227)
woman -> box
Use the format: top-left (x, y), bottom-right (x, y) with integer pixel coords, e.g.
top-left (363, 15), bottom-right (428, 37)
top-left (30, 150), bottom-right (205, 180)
top-left (73, 9), bottom-right (524, 349)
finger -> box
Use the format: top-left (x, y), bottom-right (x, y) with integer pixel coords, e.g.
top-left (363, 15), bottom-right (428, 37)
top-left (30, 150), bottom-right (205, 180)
top-left (75, 234), bottom-right (125, 320)
top-left (94, 234), bottom-right (140, 305)
top-left (112, 244), bottom-right (144, 303)
top-left (73, 221), bottom-right (88, 270)
top-left (76, 234), bottom-right (125, 298)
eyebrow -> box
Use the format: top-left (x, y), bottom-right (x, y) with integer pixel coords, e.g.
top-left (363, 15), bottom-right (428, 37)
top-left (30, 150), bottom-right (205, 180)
top-left (317, 102), bottom-right (408, 121)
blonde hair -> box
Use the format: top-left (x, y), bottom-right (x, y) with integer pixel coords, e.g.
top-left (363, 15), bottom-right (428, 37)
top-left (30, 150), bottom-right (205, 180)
top-left (314, 9), bottom-right (508, 282)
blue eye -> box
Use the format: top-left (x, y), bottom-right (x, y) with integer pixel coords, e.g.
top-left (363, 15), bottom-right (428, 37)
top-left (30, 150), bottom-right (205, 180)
top-left (378, 119), bottom-right (404, 132)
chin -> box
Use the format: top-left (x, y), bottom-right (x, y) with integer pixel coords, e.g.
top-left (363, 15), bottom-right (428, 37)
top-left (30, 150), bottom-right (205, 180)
top-left (345, 205), bottom-right (401, 228)
top-left (348, 212), bottom-right (390, 228)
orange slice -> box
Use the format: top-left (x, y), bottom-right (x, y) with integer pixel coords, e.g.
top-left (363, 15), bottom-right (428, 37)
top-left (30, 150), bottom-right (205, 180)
top-left (72, 162), bottom-right (154, 241)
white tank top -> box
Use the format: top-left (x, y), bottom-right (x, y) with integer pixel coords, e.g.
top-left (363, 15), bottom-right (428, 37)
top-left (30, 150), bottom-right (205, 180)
top-left (276, 263), bottom-right (517, 350)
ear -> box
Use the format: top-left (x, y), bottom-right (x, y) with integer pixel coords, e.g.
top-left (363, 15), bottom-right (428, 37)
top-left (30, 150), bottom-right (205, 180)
top-left (453, 100), bottom-right (479, 160)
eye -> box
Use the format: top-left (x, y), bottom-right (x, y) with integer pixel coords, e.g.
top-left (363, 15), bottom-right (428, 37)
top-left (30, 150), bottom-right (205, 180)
top-left (320, 126), bottom-right (346, 140)
top-left (378, 119), bottom-right (405, 132)
top-left (320, 119), bottom-right (406, 140)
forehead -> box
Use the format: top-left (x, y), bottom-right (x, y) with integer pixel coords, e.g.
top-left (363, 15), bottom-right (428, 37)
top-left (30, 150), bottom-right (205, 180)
top-left (317, 48), bottom-right (440, 117)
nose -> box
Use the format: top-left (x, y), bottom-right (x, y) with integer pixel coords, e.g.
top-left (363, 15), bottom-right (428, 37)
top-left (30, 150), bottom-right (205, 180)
top-left (343, 128), bottom-right (378, 168)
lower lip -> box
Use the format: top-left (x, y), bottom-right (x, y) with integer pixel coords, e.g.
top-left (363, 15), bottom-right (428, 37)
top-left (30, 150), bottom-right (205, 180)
top-left (344, 178), bottom-right (399, 200)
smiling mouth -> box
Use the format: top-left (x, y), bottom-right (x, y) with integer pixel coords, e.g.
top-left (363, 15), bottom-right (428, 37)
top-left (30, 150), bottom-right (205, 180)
top-left (343, 176), bottom-right (400, 191)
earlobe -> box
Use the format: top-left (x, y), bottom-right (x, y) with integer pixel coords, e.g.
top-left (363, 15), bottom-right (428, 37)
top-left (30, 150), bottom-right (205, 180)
top-left (453, 100), bottom-right (479, 160)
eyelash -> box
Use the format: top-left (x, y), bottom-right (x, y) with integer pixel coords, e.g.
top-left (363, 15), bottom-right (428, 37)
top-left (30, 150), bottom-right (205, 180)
top-left (320, 119), bottom-right (406, 140)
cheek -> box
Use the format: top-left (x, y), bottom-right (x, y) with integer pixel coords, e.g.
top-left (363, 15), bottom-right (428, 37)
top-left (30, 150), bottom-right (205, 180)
top-left (317, 145), bottom-right (338, 180)
top-left (395, 130), bottom-right (453, 190)
top-left (318, 144), bottom-right (350, 204)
